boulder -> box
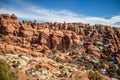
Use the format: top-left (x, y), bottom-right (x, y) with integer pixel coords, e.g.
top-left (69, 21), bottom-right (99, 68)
top-left (22, 30), bottom-right (33, 37)
top-left (5, 44), bottom-right (15, 52)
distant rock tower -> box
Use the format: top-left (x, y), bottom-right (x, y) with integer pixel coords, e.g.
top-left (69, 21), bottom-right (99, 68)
top-left (0, 14), bottom-right (19, 35)
top-left (0, 13), bottom-right (18, 23)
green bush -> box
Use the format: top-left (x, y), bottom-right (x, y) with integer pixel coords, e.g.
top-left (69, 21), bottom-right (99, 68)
top-left (107, 56), bottom-right (112, 61)
top-left (88, 71), bottom-right (96, 80)
top-left (59, 65), bottom-right (64, 69)
top-left (117, 68), bottom-right (120, 75)
top-left (4, 50), bottom-right (15, 54)
top-left (71, 44), bottom-right (78, 50)
top-left (85, 64), bottom-right (92, 70)
top-left (88, 71), bottom-right (102, 80)
top-left (59, 72), bottom-right (68, 77)
top-left (56, 57), bottom-right (61, 62)
top-left (93, 62), bottom-right (104, 70)
top-left (9, 69), bottom-right (19, 80)
top-left (0, 60), bottom-right (19, 80)
top-left (51, 48), bottom-right (57, 53)
top-left (95, 72), bottom-right (102, 80)
top-left (35, 64), bottom-right (41, 71)
top-left (80, 37), bottom-right (83, 41)
top-left (0, 60), bottom-right (10, 80)
top-left (108, 72), bottom-right (114, 77)
top-left (107, 64), bottom-right (117, 77)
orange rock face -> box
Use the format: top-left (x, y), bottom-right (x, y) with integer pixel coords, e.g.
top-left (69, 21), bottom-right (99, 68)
top-left (0, 13), bottom-right (120, 80)
top-left (0, 14), bottom-right (120, 59)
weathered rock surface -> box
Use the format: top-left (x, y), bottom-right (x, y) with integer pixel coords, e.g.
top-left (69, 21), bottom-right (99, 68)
top-left (0, 14), bottom-right (120, 52)
top-left (0, 14), bottom-right (120, 80)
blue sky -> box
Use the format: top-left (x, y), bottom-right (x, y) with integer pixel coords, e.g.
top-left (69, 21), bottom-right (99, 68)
top-left (0, 0), bottom-right (120, 27)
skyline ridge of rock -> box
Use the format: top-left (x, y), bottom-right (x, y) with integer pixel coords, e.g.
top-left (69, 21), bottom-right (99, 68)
top-left (0, 13), bottom-right (120, 54)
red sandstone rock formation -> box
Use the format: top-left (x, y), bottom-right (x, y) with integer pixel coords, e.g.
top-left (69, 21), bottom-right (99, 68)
top-left (0, 13), bottom-right (120, 64)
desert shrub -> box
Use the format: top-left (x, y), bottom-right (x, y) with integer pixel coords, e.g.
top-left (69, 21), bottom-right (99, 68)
top-left (0, 34), bottom-right (3, 38)
top-left (59, 65), bottom-right (64, 69)
top-left (107, 56), bottom-right (112, 61)
top-left (107, 64), bottom-right (117, 77)
top-left (88, 71), bottom-right (102, 80)
top-left (51, 48), bottom-right (57, 53)
top-left (0, 60), bottom-right (19, 80)
top-left (108, 64), bottom-right (116, 72)
top-left (9, 68), bottom-right (19, 80)
top-left (85, 63), bottom-right (92, 70)
top-left (93, 62), bottom-right (105, 70)
top-left (59, 72), bottom-right (68, 77)
top-left (56, 57), bottom-right (61, 62)
top-left (62, 49), bottom-right (67, 53)
top-left (80, 37), bottom-right (83, 41)
top-left (35, 64), bottom-right (41, 71)
top-left (0, 60), bottom-right (10, 80)
top-left (71, 44), bottom-right (76, 49)
top-left (4, 50), bottom-right (15, 54)
top-left (93, 63), bottom-right (99, 70)
top-left (117, 68), bottom-right (120, 75)
top-left (67, 59), bottom-right (72, 63)
top-left (95, 72), bottom-right (102, 80)
top-left (108, 72), bottom-right (114, 77)
top-left (88, 71), bottom-right (96, 80)
top-left (71, 44), bottom-right (79, 50)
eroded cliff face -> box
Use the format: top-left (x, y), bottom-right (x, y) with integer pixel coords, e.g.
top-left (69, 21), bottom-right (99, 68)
top-left (0, 14), bottom-right (120, 58)
top-left (0, 14), bottom-right (120, 80)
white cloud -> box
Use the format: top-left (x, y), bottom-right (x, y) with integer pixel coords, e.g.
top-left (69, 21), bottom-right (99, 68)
top-left (0, 1), bottom-right (120, 27)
